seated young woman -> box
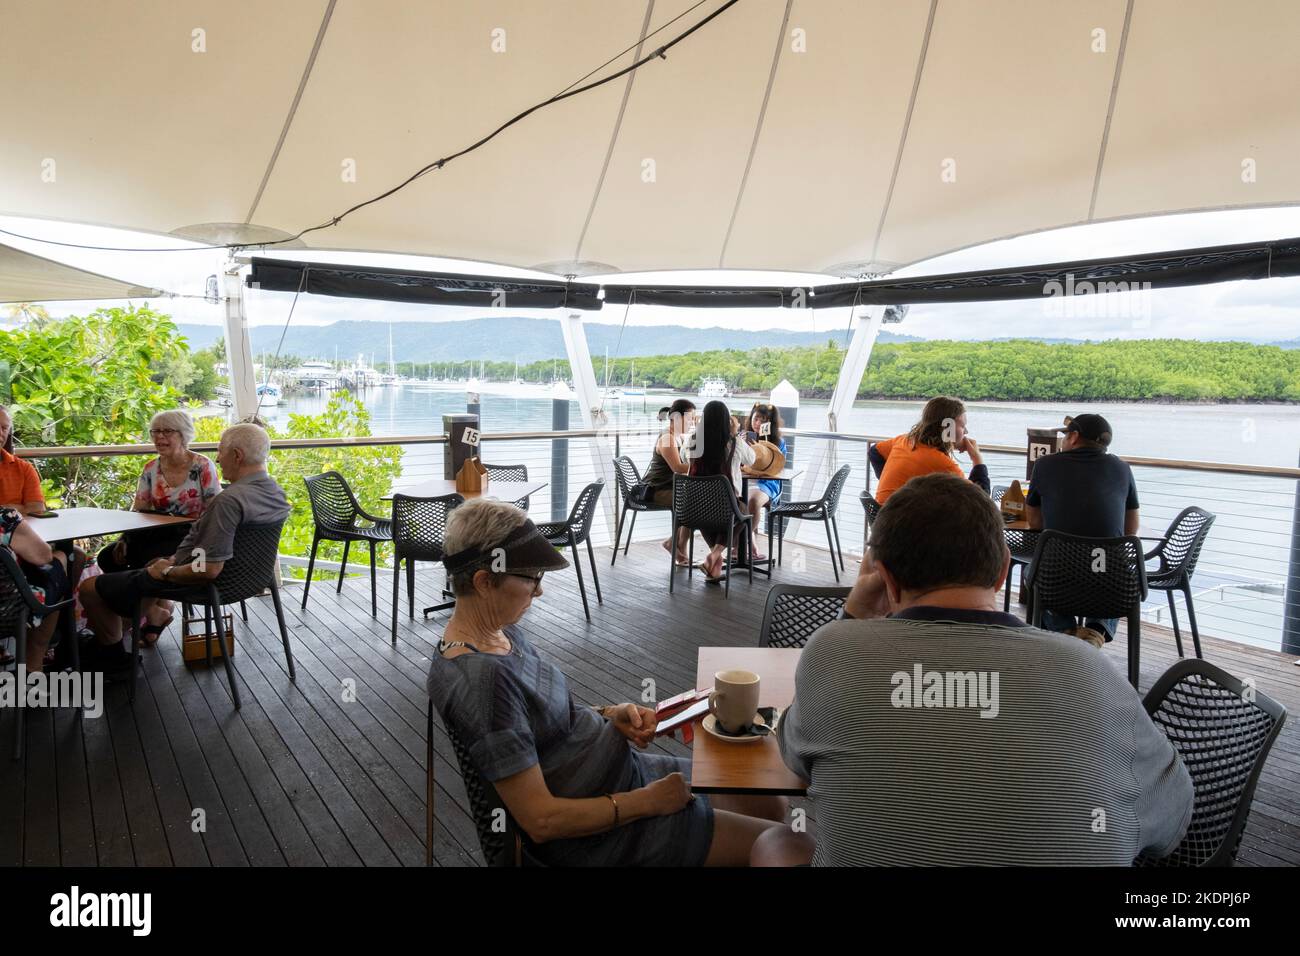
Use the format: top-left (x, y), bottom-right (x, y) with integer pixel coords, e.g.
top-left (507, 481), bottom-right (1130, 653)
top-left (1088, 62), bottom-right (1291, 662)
top-left (870, 396), bottom-right (989, 505)
top-left (743, 403), bottom-right (787, 562)
top-left (644, 398), bottom-right (696, 565)
top-left (427, 497), bottom-right (785, 865)
top-left (687, 400), bottom-right (756, 581)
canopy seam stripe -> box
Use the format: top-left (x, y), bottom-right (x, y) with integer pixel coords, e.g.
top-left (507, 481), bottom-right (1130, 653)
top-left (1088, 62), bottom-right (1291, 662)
top-left (245, 0), bottom-right (338, 227)
top-left (574, 0), bottom-right (657, 264)
top-left (870, 0), bottom-right (938, 266)
top-left (256, 0), bottom-right (743, 250)
top-left (1088, 0), bottom-right (1136, 221)
top-left (717, 0), bottom-right (794, 268)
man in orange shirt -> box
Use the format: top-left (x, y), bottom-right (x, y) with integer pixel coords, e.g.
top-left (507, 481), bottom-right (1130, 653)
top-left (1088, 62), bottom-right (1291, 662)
top-left (0, 406), bottom-right (46, 513)
top-left (869, 397), bottom-right (989, 504)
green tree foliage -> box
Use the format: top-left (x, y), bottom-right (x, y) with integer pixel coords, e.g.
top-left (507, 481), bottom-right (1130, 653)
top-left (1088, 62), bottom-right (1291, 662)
top-left (0, 304), bottom-right (189, 506)
top-left (194, 392), bottom-right (403, 574)
top-left (500, 339), bottom-right (1300, 402)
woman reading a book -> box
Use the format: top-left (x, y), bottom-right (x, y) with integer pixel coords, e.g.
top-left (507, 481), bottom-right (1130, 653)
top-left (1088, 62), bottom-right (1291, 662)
top-left (426, 497), bottom-right (785, 866)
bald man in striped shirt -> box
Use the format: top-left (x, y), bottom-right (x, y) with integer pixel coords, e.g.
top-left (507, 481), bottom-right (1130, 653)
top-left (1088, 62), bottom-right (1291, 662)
top-left (758, 474), bottom-right (1192, 867)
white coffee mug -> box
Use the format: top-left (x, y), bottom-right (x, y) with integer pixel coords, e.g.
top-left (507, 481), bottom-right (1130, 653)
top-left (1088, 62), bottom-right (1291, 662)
top-left (709, 669), bottom-right (760, 734)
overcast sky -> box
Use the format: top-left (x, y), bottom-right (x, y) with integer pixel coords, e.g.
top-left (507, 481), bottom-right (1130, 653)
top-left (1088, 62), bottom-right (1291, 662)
top-left (5, 205), bottom-right (1300, 342)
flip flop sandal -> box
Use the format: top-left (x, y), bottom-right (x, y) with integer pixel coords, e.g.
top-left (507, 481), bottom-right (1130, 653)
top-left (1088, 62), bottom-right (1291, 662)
top-left (140, 615), bottom-right (174, 646)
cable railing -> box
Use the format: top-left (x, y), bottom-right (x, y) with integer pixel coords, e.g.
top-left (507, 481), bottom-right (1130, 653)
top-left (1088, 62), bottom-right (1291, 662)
top-left (15, 426), bottom-right (1300, 656)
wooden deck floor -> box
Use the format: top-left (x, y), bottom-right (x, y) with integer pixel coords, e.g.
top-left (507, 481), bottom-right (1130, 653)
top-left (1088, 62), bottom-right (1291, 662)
top-left (3, 538), bottom-right (1298, 867)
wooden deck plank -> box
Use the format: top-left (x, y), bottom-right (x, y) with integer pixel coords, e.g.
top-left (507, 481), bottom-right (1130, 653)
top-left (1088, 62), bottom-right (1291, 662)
top-left (3, 537), bottom-right (1297, 867)
top-left (137, 634), bottom-right (287, 866)
top-left (101, 679), bottom-right (174, 866)
top-left (238, 592), bottom-right (475, 867)
top-left (52, 706), bottom-right (97, 867)
top-left (22, 709), bottom-right (60, 865)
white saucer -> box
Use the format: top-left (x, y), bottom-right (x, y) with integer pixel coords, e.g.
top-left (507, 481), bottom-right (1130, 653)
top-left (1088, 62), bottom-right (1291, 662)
top-left (701, 712), bottom-right (774, 743)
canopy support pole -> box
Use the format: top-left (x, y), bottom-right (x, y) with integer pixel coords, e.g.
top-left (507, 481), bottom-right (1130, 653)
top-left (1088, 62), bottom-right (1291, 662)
top-left (559, 312), bottom-right (617, 540)
top-left (795, 306), bottom-right (883, 556)
top-left (223, 266), bottom-right (259, 422)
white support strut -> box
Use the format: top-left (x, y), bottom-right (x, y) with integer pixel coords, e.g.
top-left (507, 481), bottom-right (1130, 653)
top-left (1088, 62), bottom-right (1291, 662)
top-left (559, 311), bottom-right (618, 540)
top-left (222, 266), bottom-right (259, 422)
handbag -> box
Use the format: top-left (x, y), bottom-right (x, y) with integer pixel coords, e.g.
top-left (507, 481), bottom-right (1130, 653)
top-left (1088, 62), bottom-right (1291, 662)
top-left (629, 482), bottom-right (655, 506)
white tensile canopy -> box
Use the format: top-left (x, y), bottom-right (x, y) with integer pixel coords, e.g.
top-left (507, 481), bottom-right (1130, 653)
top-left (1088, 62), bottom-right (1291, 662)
top-left (3, 0), bottom-right (1299, 279)
top-left (0, 241), bottom-right (161, 303)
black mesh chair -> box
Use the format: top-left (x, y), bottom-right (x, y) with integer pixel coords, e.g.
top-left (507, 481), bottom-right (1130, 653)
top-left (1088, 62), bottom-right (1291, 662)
top-left (2, 549), bottom-right (77, 760)
top-left (770, 464), bottom-right (852, 582)
top-left (535, 480), bottom-right (605, 620)
top-left (859, 491), bottom-right (880, 528)
top-left (427, 701), bottom-right (539, 867)
top-left (302, 471), bottom-right (392, 616)
top-left (670, 474), bottom-right (752, 598)
top-left (1135, 659), bottom-right (1287, 867)
top-left (1144, 507), bottom-right (1216, 660)
top-left (1024, 531), bottom-right (1147, 687)
top-left (391, 493), bottom-right (462, 642)
top-left (993, 485), bottom-right (1039, 613)
top-left (611, 456), bottom-right (669, 566)
top-left (136, 520), bottom-right (295, 710)
top-left (759, 584), bottom-right (851, 648)
top-left (482, 462), bottom-right (530, 511)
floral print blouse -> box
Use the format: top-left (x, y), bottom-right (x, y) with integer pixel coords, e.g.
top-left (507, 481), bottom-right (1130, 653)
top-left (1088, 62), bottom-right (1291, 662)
top-left (134, 454), bottom-right (220, 517)
top-left (1, 505), bottom-right (46, 607)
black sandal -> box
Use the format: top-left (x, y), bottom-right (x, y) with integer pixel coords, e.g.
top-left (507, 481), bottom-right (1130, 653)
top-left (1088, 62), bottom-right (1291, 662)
top-left (140, 616), bottom-right (173, 646)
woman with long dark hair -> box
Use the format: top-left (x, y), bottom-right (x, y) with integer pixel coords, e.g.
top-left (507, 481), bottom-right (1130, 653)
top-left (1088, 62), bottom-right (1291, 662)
top-left (743, 403), bottom-right (786, 562)
top-left (688, 400), bottom-right (755, 581)
top-left (645, 398), bottom-right (696, 564)
top-left (870, 396), bottom-right (988, 504)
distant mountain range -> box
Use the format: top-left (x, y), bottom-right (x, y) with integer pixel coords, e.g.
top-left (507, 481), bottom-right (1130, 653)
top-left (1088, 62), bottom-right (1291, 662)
top-left (176, 318), bottom-right (922, 362)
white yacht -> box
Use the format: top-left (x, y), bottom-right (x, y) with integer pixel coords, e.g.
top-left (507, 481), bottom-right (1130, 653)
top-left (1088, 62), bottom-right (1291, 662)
top-left (698, 377), bottom-right (730, 400)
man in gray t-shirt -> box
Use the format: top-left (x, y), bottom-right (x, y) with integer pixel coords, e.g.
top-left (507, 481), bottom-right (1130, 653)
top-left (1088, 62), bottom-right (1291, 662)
top-left (754, 474), bottom-right (1192, 867)
top-left (81, 423), bottom-right (290, 644)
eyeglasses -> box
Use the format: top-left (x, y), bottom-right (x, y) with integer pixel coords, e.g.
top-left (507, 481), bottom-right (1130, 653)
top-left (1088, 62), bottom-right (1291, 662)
top-left (149, 428), bottom-right (180, 438)
top-left (507, 572), bottom-right (544, 594)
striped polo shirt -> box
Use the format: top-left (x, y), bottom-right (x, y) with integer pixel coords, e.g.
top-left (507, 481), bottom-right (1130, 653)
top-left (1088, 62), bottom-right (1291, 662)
top-left (777, 606), bottom-right (1193, 865)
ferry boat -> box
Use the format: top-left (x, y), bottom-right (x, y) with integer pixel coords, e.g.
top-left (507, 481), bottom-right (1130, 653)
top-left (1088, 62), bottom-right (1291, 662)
top-left (292, 360), bottom-right (339, 389)
top-left (698, 376), bottom-right (730, 400)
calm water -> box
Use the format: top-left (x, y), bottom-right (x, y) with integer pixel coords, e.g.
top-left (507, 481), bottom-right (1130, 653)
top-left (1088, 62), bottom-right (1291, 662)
top-left (257, 384), bottom-right (1298, 651)
top-left (273, 386), bottom-right (1300, 468)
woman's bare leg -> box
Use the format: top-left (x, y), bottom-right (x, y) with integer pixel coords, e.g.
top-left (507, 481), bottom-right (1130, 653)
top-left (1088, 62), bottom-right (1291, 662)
top-left (24, 552), bottom-right (67, 670)
top-left (142, 597), bottom-right (174, 627)
top-left (750, 825), bottom-right (817, 866)
top-left (711, 793), bottom-right (787, 822)
top-left (79, 577), bottom-right (123, 646)
top-left (747, 490), bottom-right (770, 559)
top-left (704, 809), bottom-right (784, 867)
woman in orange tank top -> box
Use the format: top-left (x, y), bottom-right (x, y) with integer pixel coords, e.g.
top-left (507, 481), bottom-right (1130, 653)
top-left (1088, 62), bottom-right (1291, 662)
top-left (869, 397), bottom-right (990, 504)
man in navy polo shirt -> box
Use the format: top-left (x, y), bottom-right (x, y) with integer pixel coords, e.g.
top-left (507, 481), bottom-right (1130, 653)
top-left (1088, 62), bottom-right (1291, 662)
top-left (1025, 414), bottom-right (1140, 647)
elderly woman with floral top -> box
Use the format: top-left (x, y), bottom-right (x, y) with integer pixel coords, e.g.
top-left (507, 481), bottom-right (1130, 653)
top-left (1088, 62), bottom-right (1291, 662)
top-left (97, 409), bottom-right (220, 644)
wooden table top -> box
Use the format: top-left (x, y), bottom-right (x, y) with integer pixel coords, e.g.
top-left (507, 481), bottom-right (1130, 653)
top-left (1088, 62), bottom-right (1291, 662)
top-left (27, 507), bottom-right (193, 542)
top-left (690, 646), bottom-right (808, 796)
top-left (384, 479), bottom-right (548, 502)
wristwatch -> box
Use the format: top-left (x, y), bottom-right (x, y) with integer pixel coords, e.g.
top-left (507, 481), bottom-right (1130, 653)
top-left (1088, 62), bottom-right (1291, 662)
top-left (161, 565), bottom-right (174, 579)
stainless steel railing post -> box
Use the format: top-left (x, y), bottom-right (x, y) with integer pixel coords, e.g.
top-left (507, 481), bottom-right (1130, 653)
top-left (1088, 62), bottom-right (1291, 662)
top-left (1284, 450), bottom-right (1300, 656)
